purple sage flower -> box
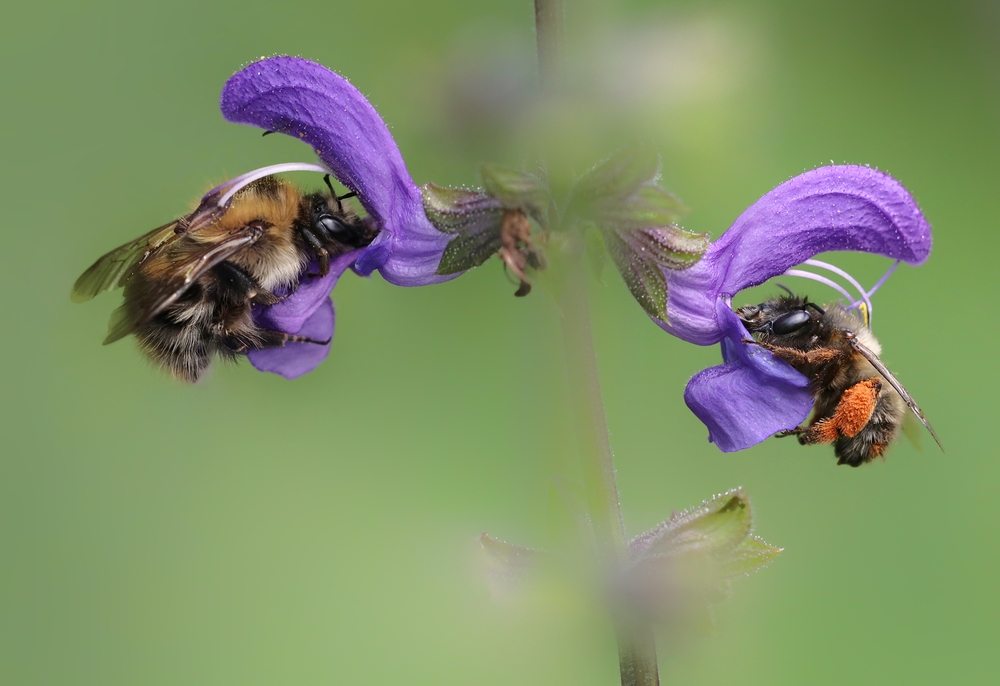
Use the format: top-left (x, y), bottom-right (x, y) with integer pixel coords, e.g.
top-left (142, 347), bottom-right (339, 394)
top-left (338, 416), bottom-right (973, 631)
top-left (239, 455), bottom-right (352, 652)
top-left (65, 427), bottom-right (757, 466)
top-left (195, 57), bottom-right (462, 378)
top-left (220, 56), bottom-right (457, 287)
top-left (655, 166), bottom-right (932, 451)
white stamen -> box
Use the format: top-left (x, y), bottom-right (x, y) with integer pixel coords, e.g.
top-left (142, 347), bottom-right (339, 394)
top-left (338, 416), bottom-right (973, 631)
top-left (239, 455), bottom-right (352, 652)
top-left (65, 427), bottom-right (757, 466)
top-left (781, 258), bottom-right (902, 330)
top-left (203, 162), bottom-right (332, 207)
top-left (783, 269), bottom-right (857, 304)
top-left (802, 259), bottom-right (873, 322)
top-left (865, 260), bottom-right (900, 300)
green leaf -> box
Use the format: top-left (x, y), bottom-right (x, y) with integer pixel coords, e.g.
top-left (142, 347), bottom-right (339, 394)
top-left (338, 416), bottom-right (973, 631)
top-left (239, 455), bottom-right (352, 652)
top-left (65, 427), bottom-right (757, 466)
top-left (479, 533), bottom-right (542, 598)
top-left (575, 145), bottom-right (661, 200)
top-left (622, 489), bottom-right (782, 628)
top-left (631, 489), bottom-right (754, 561)
top-left (480, 163), bottom-right (549, 224)
top-left (597, 185), bottom-right (689, 229)
top-left (717, 536), bottom-right (783, 578)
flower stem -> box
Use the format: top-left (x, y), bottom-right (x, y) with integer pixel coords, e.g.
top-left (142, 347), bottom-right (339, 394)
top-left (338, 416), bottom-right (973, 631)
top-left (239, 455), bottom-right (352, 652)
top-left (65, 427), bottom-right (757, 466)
top-left (533, 3), bottom-right (660, 683)
top-left (534, 0), bottom-right (564, 89)
top-left (554, 254), bottom-right (661, 686)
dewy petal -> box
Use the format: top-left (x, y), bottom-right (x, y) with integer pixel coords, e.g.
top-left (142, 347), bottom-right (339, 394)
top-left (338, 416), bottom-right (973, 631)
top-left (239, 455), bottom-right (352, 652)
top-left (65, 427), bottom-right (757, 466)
top-left (247, 250), bottom-right (360, 379)
top-left (657, 165), bottom-right (932, 345)
top-left (683, 301), bottom-right (813, 452)
top-left (220, 56), bottom-right (456, 286)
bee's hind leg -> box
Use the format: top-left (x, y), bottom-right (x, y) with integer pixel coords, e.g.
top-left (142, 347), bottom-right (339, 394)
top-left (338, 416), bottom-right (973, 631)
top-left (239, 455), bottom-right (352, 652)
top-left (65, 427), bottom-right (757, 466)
top-left (795, 378), bottom-right (883, 446)
top-left (254, 329), bottom-right (332, 349)
top-left (214, 261), bottom-right (285, 306)
top-left (223, 329), bottom-right (331, 355)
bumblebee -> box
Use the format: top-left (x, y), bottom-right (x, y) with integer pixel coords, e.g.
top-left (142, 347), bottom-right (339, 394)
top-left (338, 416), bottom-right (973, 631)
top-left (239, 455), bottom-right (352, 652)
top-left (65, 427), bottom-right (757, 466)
top-left (72, 175), bottom-right (375, 382)
top-left (737, 294), bottom-right (942, 466)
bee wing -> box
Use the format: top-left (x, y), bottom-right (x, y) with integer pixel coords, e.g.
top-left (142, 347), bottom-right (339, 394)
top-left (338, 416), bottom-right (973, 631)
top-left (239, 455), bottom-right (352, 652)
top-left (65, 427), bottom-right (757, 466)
top-left (71, 221), bottom-right (182, 303)
top-left (846, 334), bottom-right (944, 452)
top-left (103, 224), bottom-right (265, 345)
top-left (901, 412), bottom-right (924, 450)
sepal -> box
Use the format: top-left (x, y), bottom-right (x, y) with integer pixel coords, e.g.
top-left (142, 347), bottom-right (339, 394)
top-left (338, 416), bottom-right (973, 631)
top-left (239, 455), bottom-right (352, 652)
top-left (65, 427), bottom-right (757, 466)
top-left (567, 146), bottom-right (708, 319)
top-left (480, 163), bottom-right (549, 225)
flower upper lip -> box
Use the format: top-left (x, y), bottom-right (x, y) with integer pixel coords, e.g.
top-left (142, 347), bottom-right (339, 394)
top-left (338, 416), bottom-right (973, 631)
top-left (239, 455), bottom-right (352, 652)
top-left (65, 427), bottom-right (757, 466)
top-left (220, 56), bottom-right (459, 287)
top-left (653, 165), bottom-right (932, 346)
top-left (211, 56), bottom-right (470, 378)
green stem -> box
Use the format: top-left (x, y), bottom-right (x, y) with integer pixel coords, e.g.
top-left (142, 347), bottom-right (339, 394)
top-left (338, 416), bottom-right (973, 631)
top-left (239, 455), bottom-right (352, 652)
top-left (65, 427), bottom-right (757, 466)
top-left (555, 256), bottom-right (625, 554)
top-left (553, 254), bottom-right (660, 686)
top-left (533, 2), bottom-right (659, 683)
top-left (534, 0), bottom-right (564, 90)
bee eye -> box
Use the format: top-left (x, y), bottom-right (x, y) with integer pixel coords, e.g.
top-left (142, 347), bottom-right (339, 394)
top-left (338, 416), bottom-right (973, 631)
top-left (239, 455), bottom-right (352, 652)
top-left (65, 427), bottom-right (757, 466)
top-left (317, 215), bottom-right (347, 237)
top-left (771, 310), bottom-right (812, 335)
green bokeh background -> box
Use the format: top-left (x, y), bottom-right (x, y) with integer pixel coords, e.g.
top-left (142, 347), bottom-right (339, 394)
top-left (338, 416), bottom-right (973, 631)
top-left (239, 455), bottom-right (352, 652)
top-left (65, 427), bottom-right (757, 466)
top-left (2, 0), bottom-right (996, 684)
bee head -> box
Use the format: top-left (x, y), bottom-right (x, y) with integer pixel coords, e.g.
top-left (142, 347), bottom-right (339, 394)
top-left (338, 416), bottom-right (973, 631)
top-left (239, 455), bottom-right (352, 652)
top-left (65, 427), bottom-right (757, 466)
top-left (307, 193), bottom-right (370, 247)
top-left (736, 295), bottom-right (826, 340)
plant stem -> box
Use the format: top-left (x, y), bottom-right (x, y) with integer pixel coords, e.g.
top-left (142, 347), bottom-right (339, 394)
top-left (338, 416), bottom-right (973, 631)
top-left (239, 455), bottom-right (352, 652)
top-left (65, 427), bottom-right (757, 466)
top-left (554, 254), bottom-right (661, 686)
top-left (533, 2), bottom-right (660, 683)
top-left (534, 0), bottom-right (564, 90)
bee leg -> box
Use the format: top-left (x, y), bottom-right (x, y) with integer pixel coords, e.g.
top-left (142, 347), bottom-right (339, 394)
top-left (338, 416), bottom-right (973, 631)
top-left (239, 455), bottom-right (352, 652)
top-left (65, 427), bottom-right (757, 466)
top-left (214, 261), bottom-right (282, 306)
top-left (298, 226), bottom-right (331, 277)
top-left (254, 329), bottom-right (332, 348)
top-left (775, 427), bottom-right (805, 438)
top-left (798, 378), bottom-right (883, 446)
top-left (742, 339), bottom-right (845, 366)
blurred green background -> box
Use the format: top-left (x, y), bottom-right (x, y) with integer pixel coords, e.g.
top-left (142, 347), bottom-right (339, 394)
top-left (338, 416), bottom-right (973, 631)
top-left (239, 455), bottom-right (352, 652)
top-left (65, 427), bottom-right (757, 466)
top-left (2, 0), bottom-right (996, 684)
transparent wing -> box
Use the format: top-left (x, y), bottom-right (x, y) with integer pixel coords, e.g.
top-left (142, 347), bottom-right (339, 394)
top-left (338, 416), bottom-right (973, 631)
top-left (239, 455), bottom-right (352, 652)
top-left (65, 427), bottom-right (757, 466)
top-left (71, 221), bottom-right (181, 303)
top-left (103, 225), bottom-right (265, 344)
top-left (901, 412), bottom-right (924, 450)
top-left (846, 333), bottom-right (943, 452)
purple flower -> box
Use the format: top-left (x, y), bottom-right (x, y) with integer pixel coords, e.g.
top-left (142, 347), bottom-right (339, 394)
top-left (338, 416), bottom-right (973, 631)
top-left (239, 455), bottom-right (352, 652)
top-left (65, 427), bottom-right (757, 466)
top-left (247, 250), bottom-right (363, 379)
top-left (657, 165), bottom-right (931, 451)
top-left (220, 56), bottom-right (456, 287)
top-left (201, 57), bottom-right (460, 378)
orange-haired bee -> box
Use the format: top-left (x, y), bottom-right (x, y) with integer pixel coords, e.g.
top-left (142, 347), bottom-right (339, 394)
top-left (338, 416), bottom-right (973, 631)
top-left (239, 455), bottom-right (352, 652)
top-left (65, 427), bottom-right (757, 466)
top-left (736, 295), bottom-right (941, 466)
top-left (72, 174), bottom-right (375, 382)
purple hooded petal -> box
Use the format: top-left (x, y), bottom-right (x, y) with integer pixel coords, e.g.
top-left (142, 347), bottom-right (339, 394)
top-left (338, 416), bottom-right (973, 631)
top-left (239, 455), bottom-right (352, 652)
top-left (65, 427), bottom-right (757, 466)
top-left (248, 299), bottom-right (335, 379)
top-left (220, 56), bottom-right (455, 286)
top-left (657, 165), bottom-right (932, 345)
top-left (683, 302), bottom-right (813, 452)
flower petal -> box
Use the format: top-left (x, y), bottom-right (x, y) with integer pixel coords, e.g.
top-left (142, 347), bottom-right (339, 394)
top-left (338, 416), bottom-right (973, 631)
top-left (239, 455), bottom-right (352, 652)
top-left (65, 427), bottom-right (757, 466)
top-left (246, 250), bottom-right (358, 379)
top-left (683, 302), bottom-right (813, 452)
top-left (658, 165), bottom-right (931, 345)
top-left (252, 250), bottom-right (361, 334)
top-left (248, 298), bottom-right (334, 379)
top-left (220, 56), bottom-right (455, 286)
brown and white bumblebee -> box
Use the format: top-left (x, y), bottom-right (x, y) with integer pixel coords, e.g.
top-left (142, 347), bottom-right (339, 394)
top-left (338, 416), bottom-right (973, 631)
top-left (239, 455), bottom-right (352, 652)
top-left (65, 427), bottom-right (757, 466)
top-left (736, 292), bottom-right (942, 466)
top-left (72, 165), bottom-right (376, 382)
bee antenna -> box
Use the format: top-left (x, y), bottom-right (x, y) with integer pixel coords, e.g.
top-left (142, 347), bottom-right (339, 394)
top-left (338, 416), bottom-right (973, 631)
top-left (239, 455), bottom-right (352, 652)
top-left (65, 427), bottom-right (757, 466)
top-left (774, 282), bottom-right (795, 298)
top-left (261, 130), bottom-right (276, 137)
top-left (334, 191), bottom-right (357, 214)
top-left (805, 302), bottom-right (826, 315)
top-left (320, 174), bottom-right (343, 213)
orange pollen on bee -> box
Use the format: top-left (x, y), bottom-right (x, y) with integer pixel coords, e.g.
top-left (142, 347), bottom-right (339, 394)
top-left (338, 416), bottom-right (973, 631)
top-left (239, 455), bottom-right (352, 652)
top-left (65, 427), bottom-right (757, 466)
top-left (831, 378), bottom-right (882, 438)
